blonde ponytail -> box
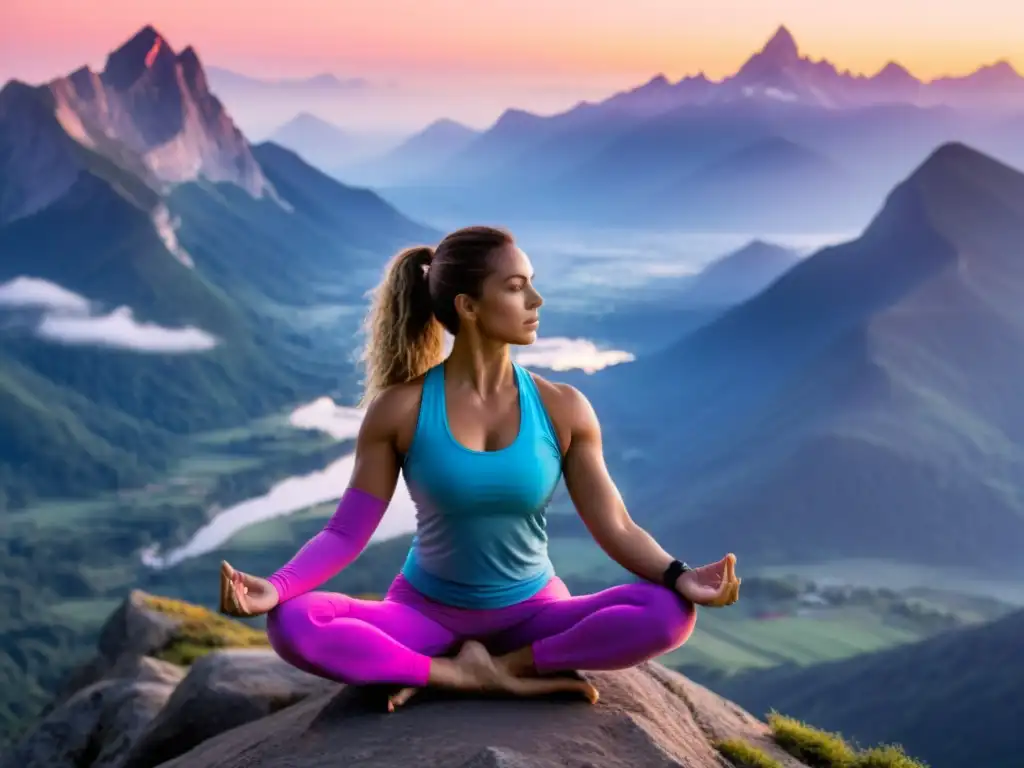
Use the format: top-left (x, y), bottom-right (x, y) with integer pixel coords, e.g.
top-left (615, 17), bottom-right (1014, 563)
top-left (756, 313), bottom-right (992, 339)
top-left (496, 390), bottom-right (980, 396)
top-left (358, 245), bottom-right (445, 406)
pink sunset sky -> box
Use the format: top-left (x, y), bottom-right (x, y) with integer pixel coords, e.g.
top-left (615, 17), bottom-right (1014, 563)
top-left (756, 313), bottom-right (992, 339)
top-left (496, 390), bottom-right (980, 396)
top-left (3, 0), bottom-right (1022, 133)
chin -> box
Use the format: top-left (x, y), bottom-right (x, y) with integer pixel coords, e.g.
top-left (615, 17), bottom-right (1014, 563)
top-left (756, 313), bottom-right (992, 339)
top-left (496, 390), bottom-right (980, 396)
top-left (510, 329), bottom-right (538, 346)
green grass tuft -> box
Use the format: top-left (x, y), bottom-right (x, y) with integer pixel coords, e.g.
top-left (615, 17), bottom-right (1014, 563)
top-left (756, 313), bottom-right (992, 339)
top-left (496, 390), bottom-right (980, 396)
top-left (715, 738), bottom-right (784, 768)
top-left (768, 711), bottom-right (858, 767)
top-left (852, 745), bottom-right (929, 768)
top-left (141, 594), bottom-right (270, 665)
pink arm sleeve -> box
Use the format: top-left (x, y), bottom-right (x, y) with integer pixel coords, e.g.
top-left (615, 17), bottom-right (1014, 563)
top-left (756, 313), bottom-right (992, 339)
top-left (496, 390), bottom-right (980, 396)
top-left (265, 486), bottom-right (388, 603)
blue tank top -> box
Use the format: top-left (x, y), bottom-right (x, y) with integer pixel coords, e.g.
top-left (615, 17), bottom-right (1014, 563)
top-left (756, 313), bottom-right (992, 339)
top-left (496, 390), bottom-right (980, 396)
top-left (399, 361), bottom-right (563, 609)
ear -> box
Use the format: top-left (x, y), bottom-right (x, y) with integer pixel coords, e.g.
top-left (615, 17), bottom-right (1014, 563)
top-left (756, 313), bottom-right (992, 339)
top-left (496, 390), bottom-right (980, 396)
top-left (453, 293), bottom-right (478, 323)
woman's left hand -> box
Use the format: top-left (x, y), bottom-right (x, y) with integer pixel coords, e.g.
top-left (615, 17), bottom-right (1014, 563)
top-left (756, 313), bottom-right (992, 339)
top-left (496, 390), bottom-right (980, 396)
top-left (674, 553), bottom-right (741, 607)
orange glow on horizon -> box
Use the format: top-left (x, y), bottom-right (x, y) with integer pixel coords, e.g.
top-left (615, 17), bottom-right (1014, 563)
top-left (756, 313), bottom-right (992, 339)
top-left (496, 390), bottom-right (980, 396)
top-left (3, 0), bottom-right (1022, 85)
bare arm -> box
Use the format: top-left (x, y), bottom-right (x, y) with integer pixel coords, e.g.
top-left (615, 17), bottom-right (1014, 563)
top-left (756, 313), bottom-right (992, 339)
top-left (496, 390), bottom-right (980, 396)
top-left (560, 386), bottom-right (677, 584)
top-left (347, 388), bottom-right (403, 500)
top-left (265, 389), bottom-right (404, 601)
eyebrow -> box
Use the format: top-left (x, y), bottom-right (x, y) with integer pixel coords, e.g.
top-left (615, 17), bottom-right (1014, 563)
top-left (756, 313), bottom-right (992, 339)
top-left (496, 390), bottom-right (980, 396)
top-left (504, 273), bottom-right (534, 281)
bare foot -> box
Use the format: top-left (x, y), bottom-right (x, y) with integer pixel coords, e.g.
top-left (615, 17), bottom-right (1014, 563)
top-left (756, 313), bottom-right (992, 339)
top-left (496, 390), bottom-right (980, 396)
top-left (387, 642), bottom-right (600, 713)
top-left (454, 641), bottom-right (599, 703)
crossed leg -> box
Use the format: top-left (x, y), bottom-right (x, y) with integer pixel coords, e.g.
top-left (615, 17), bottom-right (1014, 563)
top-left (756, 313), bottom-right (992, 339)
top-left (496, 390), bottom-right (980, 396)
top-left (266, 591), bottom-right (457, 688)
top-left (487, 578), bottom-right (697, 676)
top-left (265, 580), bottom-right (696, 711)
top-left (267, 589), bottom-right (602, 710)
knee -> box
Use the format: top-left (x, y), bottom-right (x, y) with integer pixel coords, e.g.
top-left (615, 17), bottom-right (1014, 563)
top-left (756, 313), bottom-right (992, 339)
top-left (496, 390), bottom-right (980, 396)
top-left (635, 583), bottom-right (697, 652)
top-left (266, 592), bottom-right (338, 659)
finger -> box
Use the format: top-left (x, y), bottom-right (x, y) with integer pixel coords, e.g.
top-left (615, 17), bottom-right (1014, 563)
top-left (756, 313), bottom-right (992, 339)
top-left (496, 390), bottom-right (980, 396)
top-left (721, 580), bottom-right (737, 606)
top-left (724, 577), bottom-right (741, 605)
top-left (388, 687), bottom-right (420, 711)
top-left (219, 563), bottom-right (234, 615)
top-left (233, 572), bottom-right (252, 602)
top-left (231, 577), bottom-right (249, 615)
top-left (704, 579), bottom-right (734, 608)
top-left (725, 554), bottom-right (736, 583)
top-left (711, 585), bottom-right (731, 607)
top-left (221, 563), bottom-right (245, 616)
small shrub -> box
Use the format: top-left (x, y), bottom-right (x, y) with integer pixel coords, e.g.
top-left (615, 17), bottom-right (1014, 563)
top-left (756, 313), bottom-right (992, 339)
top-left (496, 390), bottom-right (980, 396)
top-left (853, 745), bottom-right (929, 768)
top-left (768, 712), bottom-right (857, 767)
top-left (715, 738), bottom-right (784, 768)
top-left (142, 594), bottom-right (270, 665)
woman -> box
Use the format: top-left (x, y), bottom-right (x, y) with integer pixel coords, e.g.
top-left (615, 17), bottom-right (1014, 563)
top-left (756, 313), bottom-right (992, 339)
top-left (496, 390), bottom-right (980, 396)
top-left (220, 225), bottom-right (740, 711)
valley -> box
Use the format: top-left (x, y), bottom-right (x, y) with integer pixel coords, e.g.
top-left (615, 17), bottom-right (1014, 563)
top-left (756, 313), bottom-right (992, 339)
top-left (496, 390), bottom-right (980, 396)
top-left (4, 19), bottom-right (1024, 766)
top-left (0, 410), bottom-right (350, 737)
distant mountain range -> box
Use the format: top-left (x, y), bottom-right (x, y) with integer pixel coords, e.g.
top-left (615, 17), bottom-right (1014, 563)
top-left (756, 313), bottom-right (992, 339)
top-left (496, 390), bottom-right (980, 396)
top-left (583, 141), bottom-right (1024, 574)
top-left (339, 118), bottom-right (480, 186)
top-left (0, 25), bottom-right (434, 509)
top-left (267, 112), bottom-right (402, 169)
top-left (605, 25), bottom-right (1024, 113)
top-left (708, 606), bottom-right (1024, 768)
top-left (364, 26), bottom-right (1024, 231)
top-left (205, 67), bottom-right (371, 95)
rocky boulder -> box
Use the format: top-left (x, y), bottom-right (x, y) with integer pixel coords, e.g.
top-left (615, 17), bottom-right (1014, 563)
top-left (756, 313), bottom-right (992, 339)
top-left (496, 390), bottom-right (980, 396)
top-left (7, 590), bottom-right (928, 768)
top-left (0, 656), bottom-right (184, 768)
top-left (155, 662), bottom-right (810, 768)
top-left (5, 590), bottom-right (326, 768)
top-left (121, 649), bottom-right (336, 768)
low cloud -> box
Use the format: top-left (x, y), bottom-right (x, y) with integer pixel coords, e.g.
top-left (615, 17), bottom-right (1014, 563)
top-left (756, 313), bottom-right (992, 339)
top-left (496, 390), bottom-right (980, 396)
top-left (0, 276), bottom-right (218, 353)
top-left (515, 337), bottom-right (635, 373)
top-left (0, 276), bottom-right (91, 313)
top-left (38, 306), bottom-right (218, 353)
top-left (289, 396), bottom-right (365, 439)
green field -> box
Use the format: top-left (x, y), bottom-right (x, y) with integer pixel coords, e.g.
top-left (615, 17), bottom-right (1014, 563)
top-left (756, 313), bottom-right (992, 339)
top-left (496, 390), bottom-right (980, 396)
top-left (666, 611), bottom-right (923, 673)
top-left (540, 534), bottom-right (1017, 677)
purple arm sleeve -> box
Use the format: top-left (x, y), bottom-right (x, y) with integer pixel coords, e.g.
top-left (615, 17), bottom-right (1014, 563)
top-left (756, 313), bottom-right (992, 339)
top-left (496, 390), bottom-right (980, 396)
top-left (265, 487), bottom-right (388, 603)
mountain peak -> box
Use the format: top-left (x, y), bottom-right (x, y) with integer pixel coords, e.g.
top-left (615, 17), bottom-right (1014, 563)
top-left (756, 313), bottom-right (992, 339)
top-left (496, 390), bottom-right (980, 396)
top-left (102, 25), bottom-right (177, 91)
top-left (867, 141), bottom-right (1024, 245)
top-left (732, 24), bottom-right (803, 85)
top-left (11, 26), bottom-right (274, 209)
top-left (176, 45), bottom-right (210, 96)
top-left (916, 141), bottom-right (994, 176)
top-left (419, 117), bottom-right (475, 140)
top-left (762, 25), bottom-right (799, 61)
top-left (979, 59), bottom-right (1020, 79)
top-left (875, 61), bottom-right (914, 80)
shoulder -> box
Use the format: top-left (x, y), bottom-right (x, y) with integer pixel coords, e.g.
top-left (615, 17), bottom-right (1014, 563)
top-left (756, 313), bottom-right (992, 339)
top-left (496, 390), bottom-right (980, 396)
top-left (359, 374), bottom-right (427, 443)
top-left (526, 370), bottom-right (600, 441)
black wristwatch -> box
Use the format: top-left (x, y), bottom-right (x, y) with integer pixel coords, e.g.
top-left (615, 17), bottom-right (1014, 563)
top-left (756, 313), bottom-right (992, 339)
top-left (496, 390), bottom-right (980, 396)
top-left (662, 559), bottom-right (692, 590)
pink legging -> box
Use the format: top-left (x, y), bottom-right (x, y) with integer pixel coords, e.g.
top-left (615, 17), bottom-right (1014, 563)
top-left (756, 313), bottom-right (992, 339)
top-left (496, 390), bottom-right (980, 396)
top-left (266, 573), bottom-right (697, 687)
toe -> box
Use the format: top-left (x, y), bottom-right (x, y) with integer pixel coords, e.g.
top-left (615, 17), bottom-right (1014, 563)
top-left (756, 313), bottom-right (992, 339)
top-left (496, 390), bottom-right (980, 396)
top-left (389, 686), bottom-right (418, 710)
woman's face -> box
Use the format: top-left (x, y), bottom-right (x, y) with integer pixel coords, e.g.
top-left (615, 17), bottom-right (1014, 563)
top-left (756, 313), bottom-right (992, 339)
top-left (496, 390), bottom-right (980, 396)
top-left (461, 243), bottom-right (544, 345)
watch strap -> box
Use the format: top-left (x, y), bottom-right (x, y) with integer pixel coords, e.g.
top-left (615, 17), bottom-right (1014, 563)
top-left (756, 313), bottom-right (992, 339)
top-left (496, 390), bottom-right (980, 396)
top-left (662, 559), bottom-right (692, 590)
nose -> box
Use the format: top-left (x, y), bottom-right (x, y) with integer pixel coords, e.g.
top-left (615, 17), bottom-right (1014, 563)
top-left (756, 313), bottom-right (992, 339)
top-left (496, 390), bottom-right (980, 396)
top-left (529, 286), bottom-right (544, 308)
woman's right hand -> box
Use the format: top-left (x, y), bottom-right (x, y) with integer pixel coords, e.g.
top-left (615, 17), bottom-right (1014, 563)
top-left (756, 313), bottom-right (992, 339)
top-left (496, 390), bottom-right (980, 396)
top-left (220, 560), bottom-right (279, 617)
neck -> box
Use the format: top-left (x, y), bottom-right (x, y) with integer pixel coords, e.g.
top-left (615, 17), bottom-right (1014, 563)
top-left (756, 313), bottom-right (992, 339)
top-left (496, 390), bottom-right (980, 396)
top-left (445, 331), bottom-right (514, 396)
